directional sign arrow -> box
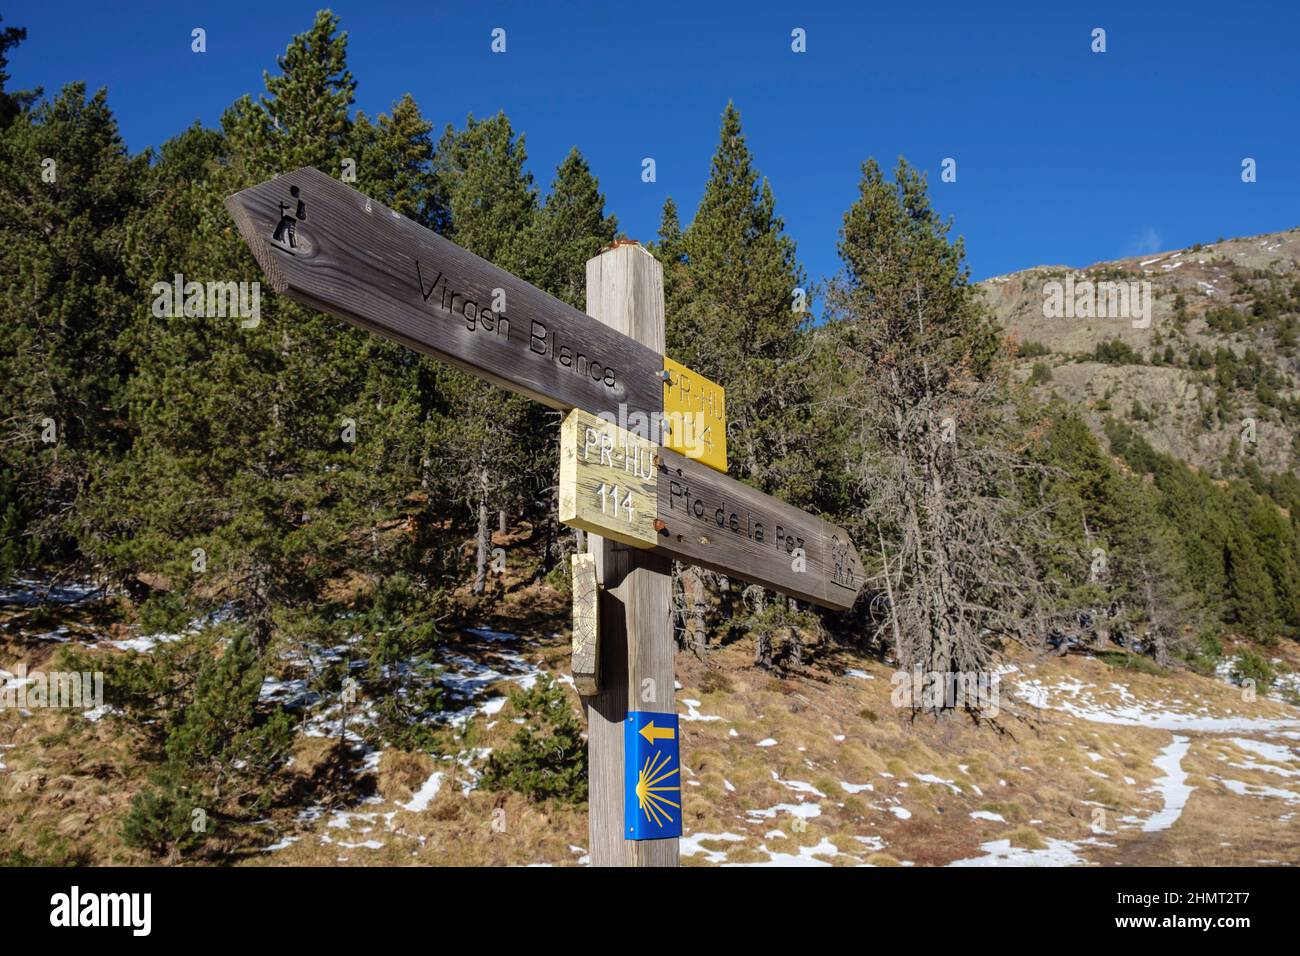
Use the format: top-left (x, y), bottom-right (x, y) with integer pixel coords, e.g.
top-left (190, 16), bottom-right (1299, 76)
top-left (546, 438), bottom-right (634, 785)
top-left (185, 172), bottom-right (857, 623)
top-left (225, 167), bottom-right (663, 418)
top-left (227, 169), bottom-right (866, 612)
top-left (638, 719), bottom-right (675, 745)
top-left (558, 409), bottom-right (865, 610)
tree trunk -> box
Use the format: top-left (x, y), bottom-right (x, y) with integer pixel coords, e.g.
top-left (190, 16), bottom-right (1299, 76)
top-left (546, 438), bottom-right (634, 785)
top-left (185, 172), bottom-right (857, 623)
top-left (498, 508), bottom-right (508, 537)
top-left (682, 564), bottom-right (708, 653)
top-left (473, 480), bottom-right (490, 594)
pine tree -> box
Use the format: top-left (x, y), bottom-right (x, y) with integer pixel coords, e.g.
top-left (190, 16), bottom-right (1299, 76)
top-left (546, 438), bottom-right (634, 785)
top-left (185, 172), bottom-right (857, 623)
top-left (826, 157), bottom-right (1043, 696)
top-left (523, 147), bottom-right (618, 567)
top-left (430, 112), bottom-right (541, 592)
top-left (0, 17), bottom-right (37, 127)
top-left (662, 102), bottom-right (813, 501)
top-left (0, 81), bottom-right (144, 569)
top-left (654, 197), bottom-right (686, 316)
top-left (84, 11), bottom-right (454, 643)
top-left (527, 147), bottom-right (617, 310)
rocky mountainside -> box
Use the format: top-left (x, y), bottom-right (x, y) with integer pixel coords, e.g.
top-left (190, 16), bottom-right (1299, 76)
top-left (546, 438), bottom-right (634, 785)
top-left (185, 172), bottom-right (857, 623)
top-left (979, 228), bottom-right (1300, 475)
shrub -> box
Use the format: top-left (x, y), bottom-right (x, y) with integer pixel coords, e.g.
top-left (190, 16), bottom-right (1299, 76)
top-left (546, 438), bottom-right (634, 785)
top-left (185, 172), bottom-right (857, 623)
top-left (479, 675), bottom-right (587, 804)
top-left (1093, 339), bottom-right (1142, 365)
top-left (121, 770), bottom-right (208, 858)
top-left (1231, 649), bottom-right (1275, 689)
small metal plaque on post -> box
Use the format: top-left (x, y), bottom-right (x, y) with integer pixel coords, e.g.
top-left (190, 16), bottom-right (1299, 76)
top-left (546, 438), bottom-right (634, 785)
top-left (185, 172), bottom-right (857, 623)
top-left (662, 357), bottom-right (727, 473)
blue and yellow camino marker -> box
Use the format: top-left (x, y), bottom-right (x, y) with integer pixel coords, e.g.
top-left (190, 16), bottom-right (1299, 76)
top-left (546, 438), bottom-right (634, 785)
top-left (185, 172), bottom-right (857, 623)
top-left (624, 711), bottom-right (682, 840)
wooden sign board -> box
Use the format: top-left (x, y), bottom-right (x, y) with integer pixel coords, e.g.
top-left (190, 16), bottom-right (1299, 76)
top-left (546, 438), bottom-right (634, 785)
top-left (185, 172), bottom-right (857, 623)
top-left (662, 357), bottom-right (727, 473)
top-left (559, 409), bottom-right (658, 548)
top-left (654, 446), bottom-right (863, 610)
top-left (558, 409), bottom-right (864, 610)
top-left (225, 168), bottom-right (663, 419)
top-left (570, 553), bottom-right (600, 695)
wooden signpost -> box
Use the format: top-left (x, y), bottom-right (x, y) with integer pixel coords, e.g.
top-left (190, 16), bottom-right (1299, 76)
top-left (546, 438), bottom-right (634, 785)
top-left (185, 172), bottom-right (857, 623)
top-left (227, 169), bottom-right (864, 867)
top-left (557, 408), bottom-right (861, 609)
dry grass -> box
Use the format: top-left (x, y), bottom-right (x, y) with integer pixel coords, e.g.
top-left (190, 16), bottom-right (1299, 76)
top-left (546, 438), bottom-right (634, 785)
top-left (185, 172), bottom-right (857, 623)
top-left (3, 582), bottom-right (1300, 866)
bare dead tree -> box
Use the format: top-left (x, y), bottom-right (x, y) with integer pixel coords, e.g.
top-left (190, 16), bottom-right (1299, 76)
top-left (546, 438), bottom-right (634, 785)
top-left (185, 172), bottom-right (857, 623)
top-left (821, 159), bottom-right (1056, 710)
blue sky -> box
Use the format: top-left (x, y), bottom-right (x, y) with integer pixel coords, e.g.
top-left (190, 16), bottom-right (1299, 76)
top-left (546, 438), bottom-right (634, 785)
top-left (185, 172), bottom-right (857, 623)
top-left (6, 0), bottom-right (1298, 285)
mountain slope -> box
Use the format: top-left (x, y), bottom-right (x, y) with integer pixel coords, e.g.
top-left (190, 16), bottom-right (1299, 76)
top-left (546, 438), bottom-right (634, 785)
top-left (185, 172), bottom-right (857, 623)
top-left (980, 227), bottom-right (1300, 475)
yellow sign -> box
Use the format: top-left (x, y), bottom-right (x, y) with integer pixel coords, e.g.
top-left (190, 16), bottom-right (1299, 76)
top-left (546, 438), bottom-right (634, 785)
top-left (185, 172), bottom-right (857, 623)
top-left (662, 357), bottom-right (727, 473)
top-left (559, 409), bottom-right (658, 548)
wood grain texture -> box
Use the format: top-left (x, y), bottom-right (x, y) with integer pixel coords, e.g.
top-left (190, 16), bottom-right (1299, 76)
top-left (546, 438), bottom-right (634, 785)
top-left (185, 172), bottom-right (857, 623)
top-left (558, 409), bottom-right (658, 547)
top-left (652, 447), bottom-right (865, 610)
top-left (225, 168), bottom-right (663, 419)
top-left (582, 243), bottom-right (677, 868)
top-left (570, 553), bottom-right (600, 696)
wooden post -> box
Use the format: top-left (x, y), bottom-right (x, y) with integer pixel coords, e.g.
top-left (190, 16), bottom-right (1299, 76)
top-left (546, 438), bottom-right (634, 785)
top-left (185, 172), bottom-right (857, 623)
top-left (582, 242), bottom-right (677, 867)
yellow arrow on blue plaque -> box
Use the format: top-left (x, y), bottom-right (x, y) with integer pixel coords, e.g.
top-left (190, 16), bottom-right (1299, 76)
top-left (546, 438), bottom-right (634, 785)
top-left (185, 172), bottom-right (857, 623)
top-left (625, 711), bottom-right (683, 839)
top-left (634, 750), bottom-right (680, 829)
top-left (638, 719), bottom-right (675, 745)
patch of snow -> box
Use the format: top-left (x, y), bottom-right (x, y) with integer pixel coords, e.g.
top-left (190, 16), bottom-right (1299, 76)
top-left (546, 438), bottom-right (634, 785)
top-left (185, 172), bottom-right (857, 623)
top-left (680, 831), bottom-right (745, 864)
top-left (772, 771), bottom-right (826, 798)
top-left (1014, 677), bottom-right (1300, 733)
top-left (1143, 736), bottom-right (1192, 832)
top-left (1219, 778), bottom-right (1300, 804)
top-left (914, 773), bottom-right (961, 794)
top-left (733, 838), bottom-right (837, 867)
top-left (680, 698), bottom-right (723, 722)
top-left (949, 837), bottom-right (1102, 867)
top-left (970, 810), bottom-right (1006, 823)
top-left (746, 802), bottom-right (822, 822)
top-left (401, 771), bottom-right (446, 812)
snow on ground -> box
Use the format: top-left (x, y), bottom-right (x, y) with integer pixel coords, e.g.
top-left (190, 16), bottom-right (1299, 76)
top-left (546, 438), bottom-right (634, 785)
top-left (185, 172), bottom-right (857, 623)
top-left (914, 773), bottom-right (962, 794)
top-left (1142, 736), bottom-right (1192, 832)
top-left (732, 838), bottom-right (838, 867)
top-left (0, 577), bottom-right (105, 607)
top-left (771, 770), bottom-right (826, 798)
top-left (1218, 778), bottom-right (1300, 804)
top-left (679, 698), bottom-right (724, 722)
top-left (949, 837), bottom-right (1110, 867)
top-left (680, 831), bottom-right (745, 864)
top-left (745, 801), bottom-right (822, 823)
top-left (401, 771), bottom-right (445, 812)
top-left (1013, 675), bottom-right (1300, 732)
top-left (262, 627), bottom-right (544, 853)
top-left (1227, 738), bottom-right (1299, 777)
top-left (1010, 666), bottom-right (1300, 848)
